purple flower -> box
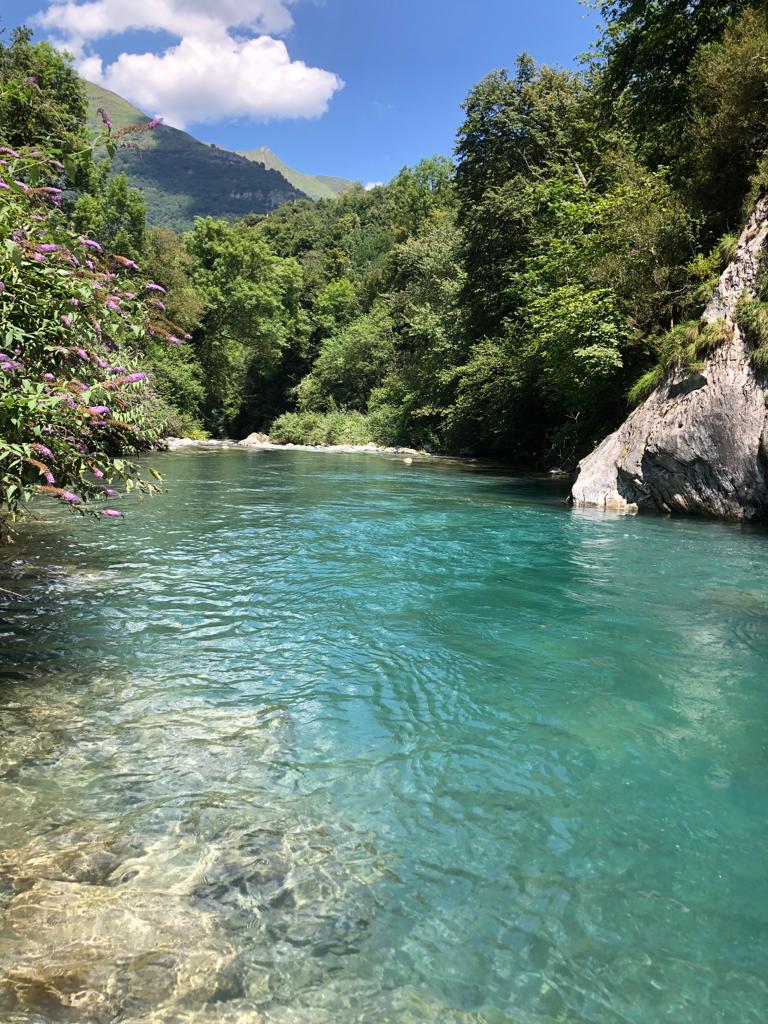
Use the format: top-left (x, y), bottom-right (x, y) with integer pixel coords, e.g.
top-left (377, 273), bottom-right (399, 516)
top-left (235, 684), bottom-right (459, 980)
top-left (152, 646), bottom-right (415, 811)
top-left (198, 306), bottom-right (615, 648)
top-left (101, 487), bottom-right (117, 496)
top-left (146, 117), bottom-right (164, 130)
top-left (13, 180), bottom-right (29, 191)
top-left (86, 405), bottom-right (110, 416)
top-left (86, 260), bottom-right (95, 270)
top-left (145, 283), bottom-right (167, 294)
top-left (75, 348), bottom-right (90, 361)
top-left (92, 467), bottom-right (105, 478)
top-left (0, 147), bottom-right (20, 158)
top-left (122, 372), bottom-right (147, 384)
top-left (43, 372), bottom-right (55, 381)
top-left (152, 299), bottom-right (166, 312)
top-left (114, 256), bottom-right (140, 271)
top-left (100, 509), bottom-right (122, 518)
top-left (109, 367), bottom-right (127, 375)
top-left (106, 302), bottom-right (121, 312)
top-left (0, 282), bottom-right (5, 293)
top-left (69, 299), bottom-right (81, 307)
top-left (59, 491), bottom-right (81, 504)
top-left (0, 179), bottom-right (9, 190)
top-left (38, 244), bottom-right (60, 253)
top-left (43, 469), bottom-right (55, 484)
top-left (31, 443), bottom-right (54, 459)
top-left (167, 335), bottom-right (185, 345)
top-left (79, 238), bottom-right (103, 252)
top-left (97, 106), bottom-right (113, 131)
top-left (61, 314), bottom-right (73, 328)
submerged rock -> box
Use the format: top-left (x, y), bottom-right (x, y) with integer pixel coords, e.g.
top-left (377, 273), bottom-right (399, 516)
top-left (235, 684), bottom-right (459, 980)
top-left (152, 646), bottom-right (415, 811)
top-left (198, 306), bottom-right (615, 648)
top-left (0, 879), bottom-right (241, 1022)
top-left (571, 196), bottom-right (768, 520)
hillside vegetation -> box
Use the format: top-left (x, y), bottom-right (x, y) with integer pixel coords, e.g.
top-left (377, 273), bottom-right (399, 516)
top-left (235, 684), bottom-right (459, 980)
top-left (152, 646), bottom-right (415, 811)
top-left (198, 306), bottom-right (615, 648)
top-left (239, 146), bottom-right (357, 202)
top-left (84, 82), bottom-right (307, 232)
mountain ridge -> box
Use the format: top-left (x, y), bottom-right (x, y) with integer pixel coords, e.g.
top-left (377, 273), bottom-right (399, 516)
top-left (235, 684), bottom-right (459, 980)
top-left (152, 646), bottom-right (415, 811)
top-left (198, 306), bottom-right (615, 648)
top-left (84, 82), bottom-right (355, 232)
top-left (237, 146), bottom-right (357, 202)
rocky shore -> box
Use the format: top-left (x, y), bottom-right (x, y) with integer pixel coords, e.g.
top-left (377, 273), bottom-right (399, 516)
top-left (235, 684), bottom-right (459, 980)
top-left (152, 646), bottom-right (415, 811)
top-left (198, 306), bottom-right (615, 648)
top-left (164, 433), bottom-right (432, 460)
top-left (571, 196), bottom-right (768, 521)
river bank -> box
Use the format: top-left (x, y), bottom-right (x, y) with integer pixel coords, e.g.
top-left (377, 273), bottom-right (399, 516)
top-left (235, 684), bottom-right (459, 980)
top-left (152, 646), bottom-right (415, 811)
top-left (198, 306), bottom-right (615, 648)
top-left (165, 433), bottom-right (470, 463)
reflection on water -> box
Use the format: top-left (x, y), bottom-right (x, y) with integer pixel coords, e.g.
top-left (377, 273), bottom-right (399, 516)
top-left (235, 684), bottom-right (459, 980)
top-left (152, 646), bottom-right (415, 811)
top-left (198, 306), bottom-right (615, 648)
top-left (0, 450), bottom-right (767, 1023)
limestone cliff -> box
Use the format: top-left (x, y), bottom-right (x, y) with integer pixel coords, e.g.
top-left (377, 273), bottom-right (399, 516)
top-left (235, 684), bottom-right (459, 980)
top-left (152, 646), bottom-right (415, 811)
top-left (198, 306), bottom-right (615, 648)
top-left (571, 196), bottom-right (768, 520)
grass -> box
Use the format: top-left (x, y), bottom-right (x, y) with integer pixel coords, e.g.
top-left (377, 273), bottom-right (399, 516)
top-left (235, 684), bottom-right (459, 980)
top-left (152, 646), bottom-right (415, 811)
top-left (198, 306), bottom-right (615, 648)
top-left (736, 297), bottom-right (768, 367)
top-left (628, 318), bottom-right (732, 405)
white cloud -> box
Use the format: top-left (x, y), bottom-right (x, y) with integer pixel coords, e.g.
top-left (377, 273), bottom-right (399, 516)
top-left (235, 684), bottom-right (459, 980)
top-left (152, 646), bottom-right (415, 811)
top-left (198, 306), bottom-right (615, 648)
top-left (36, 0), bottom-right (297, 50)
top-left (365, 182), bottom-right (384, 191)
top-left (34, 0), bottom-right (343, 128)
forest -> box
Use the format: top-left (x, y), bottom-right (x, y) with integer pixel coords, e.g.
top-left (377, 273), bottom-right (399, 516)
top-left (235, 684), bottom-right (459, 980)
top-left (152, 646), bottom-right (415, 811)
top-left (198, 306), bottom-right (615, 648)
top-left (1, 0), bottom-right (768, 531)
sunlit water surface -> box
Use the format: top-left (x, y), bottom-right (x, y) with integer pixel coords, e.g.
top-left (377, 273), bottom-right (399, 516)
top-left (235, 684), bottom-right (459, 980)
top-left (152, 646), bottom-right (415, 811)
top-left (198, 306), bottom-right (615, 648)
top-left (1, 449), bottom-right (766, 1024)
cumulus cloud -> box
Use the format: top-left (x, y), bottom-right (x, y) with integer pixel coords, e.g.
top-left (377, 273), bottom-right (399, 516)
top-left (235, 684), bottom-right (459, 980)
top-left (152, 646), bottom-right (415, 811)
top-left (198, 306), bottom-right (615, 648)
top-left (34, 0), bottom-right (344, 128)
top-left (36, 0), bottom-right (298, 50)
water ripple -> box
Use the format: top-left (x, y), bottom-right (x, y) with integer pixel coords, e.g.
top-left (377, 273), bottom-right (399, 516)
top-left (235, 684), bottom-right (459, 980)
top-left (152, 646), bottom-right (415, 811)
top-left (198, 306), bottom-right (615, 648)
top-left (1, 450), bottom-right (767, 1023)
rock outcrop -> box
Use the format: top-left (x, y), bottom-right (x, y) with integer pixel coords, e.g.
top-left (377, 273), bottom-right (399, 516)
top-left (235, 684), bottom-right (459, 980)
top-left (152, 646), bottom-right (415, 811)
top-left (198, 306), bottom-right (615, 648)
top-left (571, 196), bottom-right (768, 520)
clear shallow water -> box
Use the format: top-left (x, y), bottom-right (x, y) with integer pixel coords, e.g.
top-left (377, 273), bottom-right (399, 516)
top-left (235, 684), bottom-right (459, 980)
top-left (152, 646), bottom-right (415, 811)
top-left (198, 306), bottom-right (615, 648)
top-left (0, 449), bottom-right (767, 1024)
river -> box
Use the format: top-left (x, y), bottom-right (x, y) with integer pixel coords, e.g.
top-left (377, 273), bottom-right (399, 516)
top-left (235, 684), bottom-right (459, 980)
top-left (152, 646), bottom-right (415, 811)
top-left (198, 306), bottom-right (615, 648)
top-left (1, 448), bottom-right (766, 1023)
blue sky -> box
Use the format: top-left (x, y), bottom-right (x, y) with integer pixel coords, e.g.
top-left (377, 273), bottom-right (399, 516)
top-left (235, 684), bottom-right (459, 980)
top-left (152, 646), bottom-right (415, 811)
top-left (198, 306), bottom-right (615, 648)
top-left (3, 0), bottom-right (599, 185)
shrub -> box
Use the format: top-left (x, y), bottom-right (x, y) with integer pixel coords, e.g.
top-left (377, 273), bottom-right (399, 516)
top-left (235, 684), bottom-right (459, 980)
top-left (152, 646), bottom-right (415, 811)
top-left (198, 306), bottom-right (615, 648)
top-left (268, 410), bottom-right (374, 446)
top-left (0, 146), bottom-right (180, 538)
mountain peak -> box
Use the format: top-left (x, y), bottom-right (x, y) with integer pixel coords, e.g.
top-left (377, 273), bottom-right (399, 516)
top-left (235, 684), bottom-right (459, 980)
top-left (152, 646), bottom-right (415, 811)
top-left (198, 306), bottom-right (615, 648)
top-left (238, 146), bottom-right (358, 202)
top-left (83, 82), bottom-right (354, 231)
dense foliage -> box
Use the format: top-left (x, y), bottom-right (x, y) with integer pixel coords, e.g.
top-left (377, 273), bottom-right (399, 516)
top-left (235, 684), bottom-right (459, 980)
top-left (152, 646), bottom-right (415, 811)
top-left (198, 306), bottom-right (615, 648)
top-left (0, 145), bottom-right (168, 538)
top-left (2, 1), bottom-right (768, 536)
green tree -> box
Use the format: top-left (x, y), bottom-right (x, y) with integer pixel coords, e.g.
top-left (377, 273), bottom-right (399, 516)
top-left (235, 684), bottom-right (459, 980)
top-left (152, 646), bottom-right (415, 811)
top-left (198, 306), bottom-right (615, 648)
top-left (72, 170), bottom-right (148, 260)
top-left (0, 27), bottom-right (88, 157)
top-left (681, 6), bottom-right (768, 231)
top-left (296, 303), bottom-right (395, 412)
top-left (185, 218), bottom-right (306, 434)
top-left (455, 58), bottom-right (607, 342)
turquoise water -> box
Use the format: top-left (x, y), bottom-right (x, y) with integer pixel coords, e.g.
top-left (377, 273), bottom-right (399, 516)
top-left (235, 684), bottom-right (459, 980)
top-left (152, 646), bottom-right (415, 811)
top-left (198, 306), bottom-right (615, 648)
top-left (0, 449), bottom-right (766, 1024)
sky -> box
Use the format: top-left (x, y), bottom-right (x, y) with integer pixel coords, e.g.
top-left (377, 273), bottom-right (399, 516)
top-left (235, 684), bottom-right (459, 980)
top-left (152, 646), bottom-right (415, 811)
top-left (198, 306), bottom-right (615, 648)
top-left (2, 0), bottom-right (599, 186)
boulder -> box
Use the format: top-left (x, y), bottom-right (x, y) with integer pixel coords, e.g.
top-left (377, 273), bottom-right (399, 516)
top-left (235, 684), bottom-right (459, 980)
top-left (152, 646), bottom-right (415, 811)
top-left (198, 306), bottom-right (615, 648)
top-left (239, 433), bottom-right (271, 447)
top-left (571, 197), bottom-right (768, 520)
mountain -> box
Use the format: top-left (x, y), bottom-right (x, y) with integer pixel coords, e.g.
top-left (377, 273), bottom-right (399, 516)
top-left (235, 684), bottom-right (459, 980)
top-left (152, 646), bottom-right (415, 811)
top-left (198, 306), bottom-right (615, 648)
top-left (238, 146), bottom-right (358, 202)
top-left (84, 82), bottom-right (308, 232)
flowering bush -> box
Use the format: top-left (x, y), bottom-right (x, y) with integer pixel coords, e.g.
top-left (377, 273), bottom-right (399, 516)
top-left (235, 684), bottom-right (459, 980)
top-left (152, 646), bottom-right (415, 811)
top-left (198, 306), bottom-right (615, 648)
top-left (0, 145), bottom-right (185, 539)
